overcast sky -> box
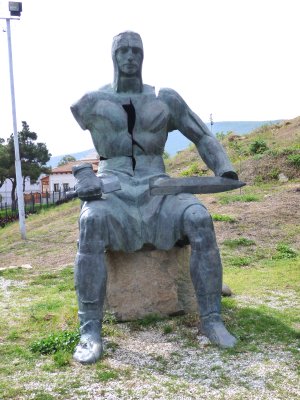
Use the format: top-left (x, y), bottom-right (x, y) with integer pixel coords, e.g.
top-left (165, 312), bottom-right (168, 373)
top-left (0, 0), bottom-right (299, 157)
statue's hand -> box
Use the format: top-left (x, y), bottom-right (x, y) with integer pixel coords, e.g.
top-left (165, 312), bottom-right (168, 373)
top-left (221, 171), bottom-right (239, 180)
top-left (72, 163), bottom-right (102, 201)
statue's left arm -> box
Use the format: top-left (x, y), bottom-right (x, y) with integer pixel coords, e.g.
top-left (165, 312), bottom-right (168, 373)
top-left (158, 88), bottom-right (238, 179)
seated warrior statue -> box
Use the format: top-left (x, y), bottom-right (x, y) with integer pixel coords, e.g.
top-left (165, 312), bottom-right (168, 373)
top-left (70, 31), bottom-right (238, 364)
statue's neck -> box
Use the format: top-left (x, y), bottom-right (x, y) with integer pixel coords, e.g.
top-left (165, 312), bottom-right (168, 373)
top-left (115, 76), bottom-right (143, 93)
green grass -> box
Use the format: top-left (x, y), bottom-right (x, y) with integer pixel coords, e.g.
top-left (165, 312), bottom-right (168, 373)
top-left (223, 237), bottom-right (256, 248)
top-left (212, 214), bottom-right (236, 223)
top-left (222, 298), bottom-right (300, 347)
top-left (0, 180), bottom-right (299, 398)
top-left (180, 162), bottom-right (205, 176)
top-left (229, 256), bottom-right (253, 267)
top-left (0, 255), bottom-right (299, 398)
top-left (30, 330), bottom-right (80, 355)
top-left (224, 258), bottom-right (300, 298)
top-left (218, 194), bottom-right (260, 205)
top-left (272, 243), bottom-right (298, 259)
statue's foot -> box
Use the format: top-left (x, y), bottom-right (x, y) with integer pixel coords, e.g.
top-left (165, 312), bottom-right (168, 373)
top-left (73, 334), bottom-right (103, 364)
top-left (73, 320), bottom-right (103, 364)
top-left (199, 314), bottom-right (237, 348)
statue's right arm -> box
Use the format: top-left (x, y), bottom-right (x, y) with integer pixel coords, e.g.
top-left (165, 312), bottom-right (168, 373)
top-left (158, 88), bottom-right (237, 179)
top-left (70, 92), bottom-right (98, 131)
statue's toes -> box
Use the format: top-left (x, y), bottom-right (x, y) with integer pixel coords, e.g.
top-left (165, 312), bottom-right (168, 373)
top-left (200, 317), bottom-right (237, 348)
top-left (73, 339), bottom-right (103, 364)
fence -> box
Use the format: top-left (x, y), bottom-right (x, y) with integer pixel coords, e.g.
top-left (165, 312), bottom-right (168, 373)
top-left (0, 189), bottom-right (75, 216)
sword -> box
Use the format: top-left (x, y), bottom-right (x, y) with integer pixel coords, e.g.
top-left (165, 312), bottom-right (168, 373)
top-left (149, 176), bottom-right (246, 196)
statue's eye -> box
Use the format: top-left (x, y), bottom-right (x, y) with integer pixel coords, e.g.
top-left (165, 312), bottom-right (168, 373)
top-left (118, 47), bottom-right (128, 54)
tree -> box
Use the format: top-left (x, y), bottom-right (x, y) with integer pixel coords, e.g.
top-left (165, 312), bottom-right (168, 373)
top-left (0, 121), bottom-right (51, 207)
top-left (0, 138), bottom-right (9, 190)
top-left (57, 154), bottom-right (76, 166)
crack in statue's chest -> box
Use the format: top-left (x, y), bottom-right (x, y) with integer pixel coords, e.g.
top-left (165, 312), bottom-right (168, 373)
top-left (90, 98), bottom-right (169, 161)
top-left (122, 100), bottom-right (145, 170)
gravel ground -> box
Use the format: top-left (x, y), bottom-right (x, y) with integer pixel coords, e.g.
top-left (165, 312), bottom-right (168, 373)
top-left (17, 327), bottom-right (300, 400)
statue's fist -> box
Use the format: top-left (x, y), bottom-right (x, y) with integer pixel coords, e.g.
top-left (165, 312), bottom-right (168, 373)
top-left (72, 163), bottom-right (102, 201)
top-left (221, 171), bottom-right (239, 180)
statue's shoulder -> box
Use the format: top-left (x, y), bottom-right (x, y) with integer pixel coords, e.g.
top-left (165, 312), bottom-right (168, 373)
top-left (71, 85), bottom-right (115, 130)
top-left (71, 85), bottom-right (114, 110)
top-left (157, 87), bottom-right (187, 114)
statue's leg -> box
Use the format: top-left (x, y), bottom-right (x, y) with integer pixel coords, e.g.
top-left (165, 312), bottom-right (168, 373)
top-left (183, 204), bottom-right (237, 348)
top-left (73, 209), bottom-right (107, 364)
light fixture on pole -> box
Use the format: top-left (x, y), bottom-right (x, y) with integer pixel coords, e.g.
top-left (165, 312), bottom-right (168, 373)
top-left (209, 113), bottom-right (214, 134)
top-left (0, 2), bottom-right (26, 239)
top-left (9, 2), bottom-right (22, 16)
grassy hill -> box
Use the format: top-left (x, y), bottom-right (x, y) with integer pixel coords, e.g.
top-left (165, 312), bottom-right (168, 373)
top-left (166, 116), bottom-right (300, 184)
top-left (0, 118), bottom-right (299, 399)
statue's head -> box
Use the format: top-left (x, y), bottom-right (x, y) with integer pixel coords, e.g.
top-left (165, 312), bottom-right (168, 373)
top-left (112, 31), bottom-right (144, 91)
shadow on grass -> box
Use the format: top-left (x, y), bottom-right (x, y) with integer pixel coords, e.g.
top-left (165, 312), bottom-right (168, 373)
top-left (222, 298), bottom-right (300, 352)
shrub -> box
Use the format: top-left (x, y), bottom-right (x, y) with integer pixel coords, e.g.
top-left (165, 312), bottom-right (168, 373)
top-left (163, 151), bottom-right (170, 160)
top-left (180, 162), bottom-right (203, 176)
top-left (30, 330), bottom-right (80, 355)
top-left (163, 324), bottom-right (173, 334)
top-left (272, 243), bottom-right (298, 260)
top-left (268, 168), bottom-right (280, 180)
top-left (254, 175), bottom-right (264, 184)
top-left (287, 154), bottom-right (300, 167)
top-left (216, 132), bottom-right (226, 140)
top-left (249, 140), bottom-right (268, 155)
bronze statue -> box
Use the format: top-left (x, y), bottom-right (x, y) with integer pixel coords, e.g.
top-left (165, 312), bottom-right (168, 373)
top-left (71, 31), bottom-right (238, 364)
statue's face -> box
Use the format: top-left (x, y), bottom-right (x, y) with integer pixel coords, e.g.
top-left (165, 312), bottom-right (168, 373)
top-left (115, 45), bottom-right (143, 76)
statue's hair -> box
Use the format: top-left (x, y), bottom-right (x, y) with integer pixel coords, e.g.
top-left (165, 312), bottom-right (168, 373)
top-left (111, 31), bottom-right (143, 91)
top-left (111, 31), bottom-right (143, 57)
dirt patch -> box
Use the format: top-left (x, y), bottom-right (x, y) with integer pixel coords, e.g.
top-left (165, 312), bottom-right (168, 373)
top-left (202, 182), bottom-right (300, 250)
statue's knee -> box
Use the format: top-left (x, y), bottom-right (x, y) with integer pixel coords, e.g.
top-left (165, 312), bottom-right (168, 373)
top-left (80, 209), bottom-right (103, 232)
top-left (183, 205), bottom-right (213, 230)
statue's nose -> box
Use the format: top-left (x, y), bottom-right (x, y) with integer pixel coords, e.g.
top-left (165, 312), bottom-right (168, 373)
top-left (127, 49), bottom-right (133, 60)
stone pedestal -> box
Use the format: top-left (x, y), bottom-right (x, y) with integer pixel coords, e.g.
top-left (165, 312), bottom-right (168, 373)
top-left (105, 246), bottom-right (198, 321)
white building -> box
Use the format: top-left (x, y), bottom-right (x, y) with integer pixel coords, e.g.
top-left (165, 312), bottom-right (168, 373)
top-left (41, 156), bottom-right (99, 194)
top-left (0, 176), bottom-right (42, 206)
top-left (0, 153), bottom-right (99, 206)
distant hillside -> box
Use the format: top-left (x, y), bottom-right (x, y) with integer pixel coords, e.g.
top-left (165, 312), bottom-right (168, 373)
top-left (166, 120), bottom-right (282, 156)
top-left (48, 120), bottom-right (282, 167)
top-left (48, 149), bottom-right (95, 168)
top-left (166, 117), bottom-right (300, 184)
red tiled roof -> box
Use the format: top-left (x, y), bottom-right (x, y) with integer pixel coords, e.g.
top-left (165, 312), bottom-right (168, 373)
top-left (51, 159), bottom-right (99, 174)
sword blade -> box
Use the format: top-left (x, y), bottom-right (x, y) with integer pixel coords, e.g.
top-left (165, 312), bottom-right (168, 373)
top-left (149, 176), bottom-right (246, 195)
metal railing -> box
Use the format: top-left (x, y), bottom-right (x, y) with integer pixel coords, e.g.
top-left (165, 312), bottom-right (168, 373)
top-left (0, 189), bottom-right (75, 227)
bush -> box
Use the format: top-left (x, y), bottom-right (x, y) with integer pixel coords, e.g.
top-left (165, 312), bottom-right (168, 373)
top-left (272, 243), bottom-right (298, 260)
top-left (287, 154), bottom-right (300, 167)
top-left (249, 140), bottom-right (268, 155)
top-left (30, 330), bottom-right (80, 355)
top-left (180, 162), bottom-right (203, 177)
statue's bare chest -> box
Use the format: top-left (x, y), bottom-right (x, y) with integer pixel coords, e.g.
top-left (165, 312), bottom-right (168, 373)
top-left (88, 94), bottom-right (169, 134)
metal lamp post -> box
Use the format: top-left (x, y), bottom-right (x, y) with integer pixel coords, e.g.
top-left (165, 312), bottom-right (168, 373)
top-left (0, 2), bottom-right (26, 239)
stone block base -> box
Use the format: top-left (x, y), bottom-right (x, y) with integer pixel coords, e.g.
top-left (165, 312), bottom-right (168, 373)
top-left (105, 246), bottom-right (198, 321)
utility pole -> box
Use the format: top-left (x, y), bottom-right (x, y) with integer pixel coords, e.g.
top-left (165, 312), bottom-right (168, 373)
top-left (209, 113), bottom-right (214, 134)
top-left (0, 2), bottom-right (26, 239)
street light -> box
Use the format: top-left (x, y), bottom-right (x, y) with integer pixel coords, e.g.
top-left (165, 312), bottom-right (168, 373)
top-left (9, 2), bottom-right (22, 16)
top-left (0, 2), bottom-right (26, 239)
